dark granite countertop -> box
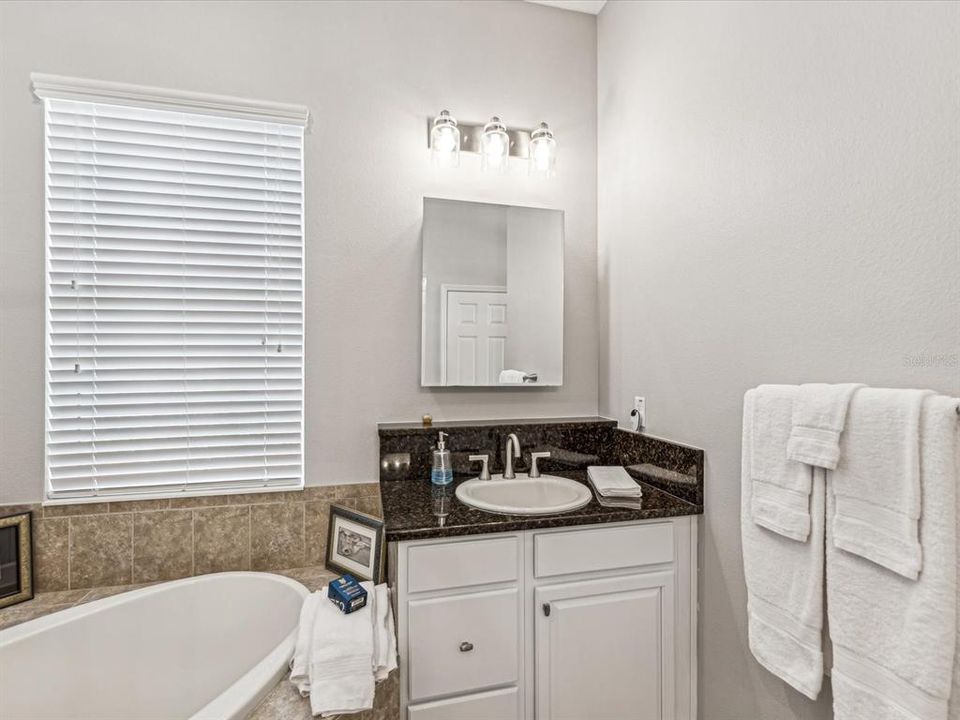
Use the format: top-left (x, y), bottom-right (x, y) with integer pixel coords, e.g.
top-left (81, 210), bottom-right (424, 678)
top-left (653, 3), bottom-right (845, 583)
top-left (380, 470), bottom-right (701, 542)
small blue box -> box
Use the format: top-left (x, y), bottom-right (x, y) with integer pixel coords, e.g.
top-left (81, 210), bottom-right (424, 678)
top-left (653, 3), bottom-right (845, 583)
top-left (327, 574), bottom-right (368, 614)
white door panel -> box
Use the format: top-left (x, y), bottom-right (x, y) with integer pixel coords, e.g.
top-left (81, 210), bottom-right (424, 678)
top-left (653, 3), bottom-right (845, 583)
top-left (443, 288), bottom-right (507, 385)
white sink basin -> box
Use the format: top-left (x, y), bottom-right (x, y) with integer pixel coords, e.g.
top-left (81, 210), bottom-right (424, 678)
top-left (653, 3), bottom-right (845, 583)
top-left (455, 474), bottom-right (593, 516)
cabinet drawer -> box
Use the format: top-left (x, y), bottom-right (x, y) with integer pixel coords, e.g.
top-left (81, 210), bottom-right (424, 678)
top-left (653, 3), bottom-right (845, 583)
top-left (407, 588), bottom-right (520, 701)
top-left (407, 536), bottom-right (519, 593)
top-left (534, 522), bottom-right (673, 578)
top-left (407, 687), bottom-right (519, 720)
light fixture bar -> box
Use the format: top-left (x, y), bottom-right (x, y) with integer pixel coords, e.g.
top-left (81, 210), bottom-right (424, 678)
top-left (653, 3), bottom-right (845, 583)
top-left (425, 118), bottom-right (533, 159)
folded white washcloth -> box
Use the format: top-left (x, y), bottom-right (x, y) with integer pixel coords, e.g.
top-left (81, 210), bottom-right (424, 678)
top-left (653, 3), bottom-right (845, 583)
top-left (786, 383), bottom-right (864, 469)
top-left (595, 494), bottom-right (644, 510)
top-left (742, 389), bottom-right (826, 699)
top-left (750, 385), bottom-right (815, 542)
top-left (832, 387), bottom-right (933, 579)
top-left (499, 369), bottom-right (526, 384)
top-left (587, 466), bottom-right (642, 497)
top-left (829, 394), bottom-right (958, 720)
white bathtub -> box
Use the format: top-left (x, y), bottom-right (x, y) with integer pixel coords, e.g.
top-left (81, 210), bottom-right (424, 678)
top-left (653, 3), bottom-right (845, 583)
top-left (0, 572), bottom-right (308, 720)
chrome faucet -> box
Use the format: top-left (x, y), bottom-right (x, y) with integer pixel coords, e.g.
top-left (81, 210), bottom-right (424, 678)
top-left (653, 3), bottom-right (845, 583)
top-left (503, 433), bottom-right (521, 479)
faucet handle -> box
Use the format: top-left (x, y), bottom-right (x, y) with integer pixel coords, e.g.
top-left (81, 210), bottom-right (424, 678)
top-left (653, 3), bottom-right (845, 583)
top-left (468, 454), bottom-right (491, 481)
top-left (529, 451), bottom-right (552, 479)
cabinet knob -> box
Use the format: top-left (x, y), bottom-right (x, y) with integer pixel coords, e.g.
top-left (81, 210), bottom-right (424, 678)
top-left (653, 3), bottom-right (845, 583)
top-left (543, 602), bottom-right (551, 617)
top-left (459, 641), bottom-right (474, 652)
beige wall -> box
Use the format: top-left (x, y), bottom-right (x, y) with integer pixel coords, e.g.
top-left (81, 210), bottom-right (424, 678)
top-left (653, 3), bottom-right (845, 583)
top-left (0, 1), bottom-right (599, 503)
top-left (598, 1), bottom-right (960, 718)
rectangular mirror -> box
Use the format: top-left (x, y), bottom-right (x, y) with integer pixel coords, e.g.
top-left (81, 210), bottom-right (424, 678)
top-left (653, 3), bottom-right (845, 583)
top-left (421, 198), bottom-right (563, 387)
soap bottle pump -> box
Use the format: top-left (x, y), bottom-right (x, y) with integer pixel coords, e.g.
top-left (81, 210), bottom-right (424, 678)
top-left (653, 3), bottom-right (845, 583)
top-left (431, 431), bottom-right (453, 486)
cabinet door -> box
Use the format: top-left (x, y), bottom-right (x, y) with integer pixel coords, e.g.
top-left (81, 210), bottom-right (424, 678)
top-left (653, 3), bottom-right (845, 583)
top-left (535, 572), bottom-right (675, 720)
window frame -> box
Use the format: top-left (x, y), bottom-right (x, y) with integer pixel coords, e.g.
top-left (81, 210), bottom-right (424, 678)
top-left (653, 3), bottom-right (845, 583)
top-left (34, 74), bottom-right (309, 504)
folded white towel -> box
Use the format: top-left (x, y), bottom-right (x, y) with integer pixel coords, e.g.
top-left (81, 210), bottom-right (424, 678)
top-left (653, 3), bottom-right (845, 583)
top-left (290, 593), bottom-right (322, 696)
top-left (587, 466), bottom-right (642, 497)
top-left (595, 494), bottom-right (644, 510)
top-left (832, 387), bottom-right (933, 579)
top-left (499, 369), bottom-right (526, 384)
top-left (373, 584), bottom-right (398, 682)
top-left (308, 581), bottom-right (376, 717)
top-left (742, 389), bottom-right (826, 700)
top-left (289, 581), bottom-right (398, 717)
top-left (750, 385), bottom-right (816, 542)
top-left (829, 394), bottom-right (958, 720)
top-left (787, 383), bottom-right (863, 469)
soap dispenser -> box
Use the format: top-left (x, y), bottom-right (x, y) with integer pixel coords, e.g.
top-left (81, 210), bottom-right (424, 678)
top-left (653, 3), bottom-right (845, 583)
top-left (431, 431), bottom-right (453, 486)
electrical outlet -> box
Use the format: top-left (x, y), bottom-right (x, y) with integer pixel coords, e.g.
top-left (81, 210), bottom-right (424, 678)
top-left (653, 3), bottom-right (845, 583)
top-left (632, 396), bottom-right (646, 430)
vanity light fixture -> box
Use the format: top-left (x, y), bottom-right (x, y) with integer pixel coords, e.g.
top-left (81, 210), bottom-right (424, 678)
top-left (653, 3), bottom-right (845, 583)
top-left (430, 110), bottom-right (461, 168)
top-left (529, 122), bottom-right (557, 177)
top-left (480, 116), bottom-right (510, 171)
top-left (427, 112), bottom-right (558, 174)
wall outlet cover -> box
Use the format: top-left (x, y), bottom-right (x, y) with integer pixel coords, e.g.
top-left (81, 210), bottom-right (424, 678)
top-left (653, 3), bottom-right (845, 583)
top-left (632, 396), bottom-right (646, 430)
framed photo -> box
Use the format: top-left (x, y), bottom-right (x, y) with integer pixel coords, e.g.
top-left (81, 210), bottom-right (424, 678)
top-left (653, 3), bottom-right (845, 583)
top-left (0, 511), bottom-right (33, 610)
top-left (326, 504), bottom-right (385, 584)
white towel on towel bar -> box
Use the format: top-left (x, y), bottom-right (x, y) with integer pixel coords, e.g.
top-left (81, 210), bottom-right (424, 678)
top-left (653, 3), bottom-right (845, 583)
top-left (829, 394), bottom-right (958, 720)
top-left (742, 389), bottom-right (826, 700)
top-left (787, 383), bottom-right (863, 469)
top-left (750, 385), bottom-right (816, 542)
top-left (832, 387), bottom-right (933, 579)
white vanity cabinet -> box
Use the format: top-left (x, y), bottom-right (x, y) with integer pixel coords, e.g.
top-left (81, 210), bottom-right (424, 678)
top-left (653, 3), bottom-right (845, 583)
top-left (391, 516), bottom-right (698, 720)
top-left (534, 571), bottom-right (673, 720)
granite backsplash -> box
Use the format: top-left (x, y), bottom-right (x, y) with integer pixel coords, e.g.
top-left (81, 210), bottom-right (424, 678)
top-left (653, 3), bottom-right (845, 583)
top-left (378, 416), bottom-right (703, 509)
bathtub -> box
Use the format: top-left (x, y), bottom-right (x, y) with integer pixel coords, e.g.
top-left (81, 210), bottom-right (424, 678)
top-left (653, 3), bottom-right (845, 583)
top-left (0, 572), bottom-right (308, 720)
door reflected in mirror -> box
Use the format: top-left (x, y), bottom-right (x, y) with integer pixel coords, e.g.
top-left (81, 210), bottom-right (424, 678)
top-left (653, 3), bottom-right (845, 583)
top-left (421, 198), bottom-right (563, 387)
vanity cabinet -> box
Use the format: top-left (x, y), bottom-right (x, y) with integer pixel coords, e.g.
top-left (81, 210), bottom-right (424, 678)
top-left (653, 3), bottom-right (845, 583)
top-left (391, 517), bottom-right (698, 720)
top-left (535, 572), bottom-right (673, 720)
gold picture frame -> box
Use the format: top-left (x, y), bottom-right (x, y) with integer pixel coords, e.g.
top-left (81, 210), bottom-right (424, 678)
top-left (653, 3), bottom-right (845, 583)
top-left (0, 511), bottom-right (33, 609)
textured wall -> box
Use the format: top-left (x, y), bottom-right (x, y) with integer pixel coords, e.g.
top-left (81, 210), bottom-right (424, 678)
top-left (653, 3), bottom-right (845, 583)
top-left (597, 1), bottom-right (960, 718)
top-left (0, 1), bottom-right (598, 502)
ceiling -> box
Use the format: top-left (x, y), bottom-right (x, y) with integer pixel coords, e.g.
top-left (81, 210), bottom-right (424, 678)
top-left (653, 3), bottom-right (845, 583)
top-left (525, 0), bottom-right (607, 15)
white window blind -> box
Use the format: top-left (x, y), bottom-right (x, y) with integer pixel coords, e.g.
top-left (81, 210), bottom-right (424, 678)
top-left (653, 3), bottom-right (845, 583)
top-left (38, 79), bottom-right (307, 501)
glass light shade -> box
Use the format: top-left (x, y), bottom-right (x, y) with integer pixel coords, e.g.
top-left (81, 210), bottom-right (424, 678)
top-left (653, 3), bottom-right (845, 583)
top-left (529, 122), bottom-right (557, 177)
top-left (481, 117), bottom-right (510, 171)
top-left (431, 110), bottom-right (460, 168)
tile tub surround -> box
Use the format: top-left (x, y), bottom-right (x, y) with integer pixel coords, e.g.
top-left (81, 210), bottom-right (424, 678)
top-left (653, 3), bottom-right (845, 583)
top-left (378, 416), bottom-right (704, 506)
top-left (0, 565), bottom-right (399, 720)
top-left (0, 483), bottom-right (382, 594)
